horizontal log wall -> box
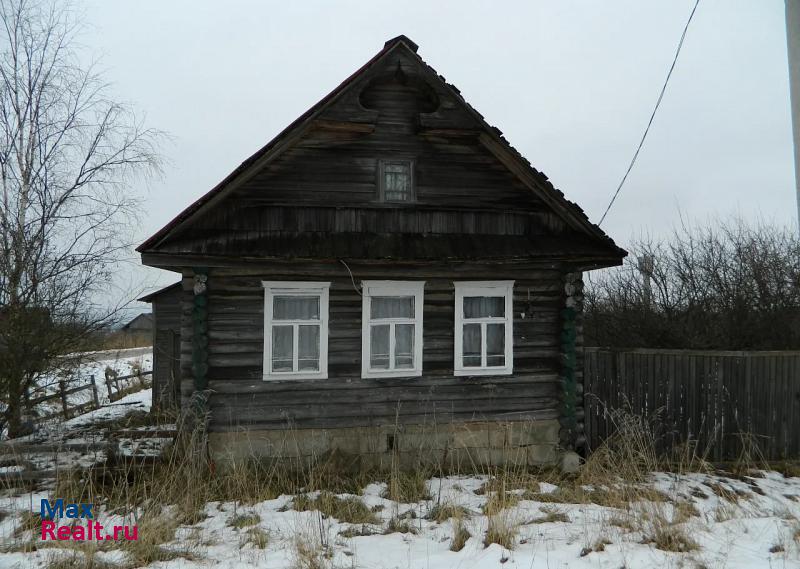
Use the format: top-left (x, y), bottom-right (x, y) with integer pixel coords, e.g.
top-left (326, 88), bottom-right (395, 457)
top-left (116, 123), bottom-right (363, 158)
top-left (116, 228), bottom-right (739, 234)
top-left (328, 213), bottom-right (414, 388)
top-left (179, 264), bottom-right (574, 433)
top-left (584, 348), bottom-right (800, 461)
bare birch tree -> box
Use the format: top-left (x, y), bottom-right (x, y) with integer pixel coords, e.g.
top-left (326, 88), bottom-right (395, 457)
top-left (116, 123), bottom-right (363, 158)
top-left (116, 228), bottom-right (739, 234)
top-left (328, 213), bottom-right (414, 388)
top-left (0, 0), bottom-right (161, 436)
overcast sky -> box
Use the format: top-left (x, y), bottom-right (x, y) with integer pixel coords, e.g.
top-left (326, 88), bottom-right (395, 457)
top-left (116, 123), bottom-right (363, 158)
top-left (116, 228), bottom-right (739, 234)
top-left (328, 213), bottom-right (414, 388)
top-left (79, 1), bottom-right (796, 305)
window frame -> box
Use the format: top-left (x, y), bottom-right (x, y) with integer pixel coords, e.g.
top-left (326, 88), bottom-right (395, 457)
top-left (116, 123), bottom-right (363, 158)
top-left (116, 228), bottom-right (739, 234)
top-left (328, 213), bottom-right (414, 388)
top-left (262, 281), bottom-right (330, 381)
top-left (453, 281), bottom-right (514, 377)
top-left (361, 280), bottom-right (425, 379)
top-left (378, 159), bottom-right (415, 203)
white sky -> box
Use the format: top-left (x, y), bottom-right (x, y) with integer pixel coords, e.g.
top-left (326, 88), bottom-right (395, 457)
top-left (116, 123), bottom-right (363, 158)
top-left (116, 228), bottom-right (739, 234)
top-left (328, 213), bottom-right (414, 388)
top-left (79, 1), bottom-right (796, 305)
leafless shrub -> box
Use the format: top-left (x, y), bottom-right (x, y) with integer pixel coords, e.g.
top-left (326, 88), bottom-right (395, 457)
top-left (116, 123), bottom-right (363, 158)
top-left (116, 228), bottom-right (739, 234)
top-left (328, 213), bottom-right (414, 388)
top-left (586, 217), bottom-right (800, 350)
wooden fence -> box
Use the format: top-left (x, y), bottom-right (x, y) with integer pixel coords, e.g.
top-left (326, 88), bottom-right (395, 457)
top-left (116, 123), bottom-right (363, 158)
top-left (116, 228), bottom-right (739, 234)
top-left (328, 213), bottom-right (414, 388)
top-left (583, 348), bottom-right (800, 462)
top-left (29, 370), bottom-right (152, 421)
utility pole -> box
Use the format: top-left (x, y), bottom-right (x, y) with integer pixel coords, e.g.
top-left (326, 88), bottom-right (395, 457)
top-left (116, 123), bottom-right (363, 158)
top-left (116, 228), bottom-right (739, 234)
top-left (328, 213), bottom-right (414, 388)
top-left (785, 0), bottom-right (800, 231)
top-left (637, 254), bottom-right (654, 309)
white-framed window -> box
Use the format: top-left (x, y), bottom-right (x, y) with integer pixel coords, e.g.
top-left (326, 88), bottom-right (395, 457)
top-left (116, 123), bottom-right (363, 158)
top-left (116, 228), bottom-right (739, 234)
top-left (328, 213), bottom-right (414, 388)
top-left (262, 282), bottom-right (330, 380)
top-left (379, 159), bottom-right (414, 202)
top-left (361, 281), bottom-right (424, 378)
top-left (454, 281), bottom-right (514, 376)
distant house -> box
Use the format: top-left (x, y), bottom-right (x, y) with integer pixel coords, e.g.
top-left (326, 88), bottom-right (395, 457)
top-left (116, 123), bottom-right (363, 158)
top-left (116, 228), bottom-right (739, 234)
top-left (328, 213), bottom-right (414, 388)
top-left (121, 313), bottom-right (153, 335)
top-left (137, 36), bottom-right (626, 468)
top-left (139, 284), bottom-right (182, 409)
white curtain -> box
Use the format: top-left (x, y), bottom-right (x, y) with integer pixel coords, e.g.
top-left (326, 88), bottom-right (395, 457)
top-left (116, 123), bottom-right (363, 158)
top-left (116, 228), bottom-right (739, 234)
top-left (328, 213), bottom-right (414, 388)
top-left (274, 296), bottom-right (320, 320)
top-left (371, 296), bottom-right (414, 319)
top-left (463, 296), bottom-right (504, 319)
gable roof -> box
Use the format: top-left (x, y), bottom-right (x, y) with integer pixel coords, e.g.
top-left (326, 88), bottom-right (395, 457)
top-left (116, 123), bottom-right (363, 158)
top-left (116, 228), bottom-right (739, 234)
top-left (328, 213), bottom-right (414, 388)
top-left (138, 35), bottom-right (624, 259)
top-left (122, 313), bottom-right (153, 330)
top-left (138, 281), bottom-right (182, 303)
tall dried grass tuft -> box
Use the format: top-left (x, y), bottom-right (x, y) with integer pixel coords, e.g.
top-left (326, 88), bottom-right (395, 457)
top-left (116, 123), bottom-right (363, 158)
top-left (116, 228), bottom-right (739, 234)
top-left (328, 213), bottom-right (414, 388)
top-left (483, 513), bottom-right (518, 550)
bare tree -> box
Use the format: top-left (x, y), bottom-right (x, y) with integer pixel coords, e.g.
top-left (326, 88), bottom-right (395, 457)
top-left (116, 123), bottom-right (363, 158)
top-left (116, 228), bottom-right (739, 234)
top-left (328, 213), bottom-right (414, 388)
top-left (585, 218), bottom-right (800, 350)
top-left (0, 0), bottom-right (161, 436)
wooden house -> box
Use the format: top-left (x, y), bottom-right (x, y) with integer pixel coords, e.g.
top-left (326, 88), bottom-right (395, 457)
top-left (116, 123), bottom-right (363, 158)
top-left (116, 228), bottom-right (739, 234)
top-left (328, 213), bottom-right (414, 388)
top-left (120, 313), bottom-right (153, 335)
top-left (139, 283), bottom-right (183, 409)
top-left (138, 36), bottom-right (626, 468)
top-left (116, 312), bottom-right (153, 347)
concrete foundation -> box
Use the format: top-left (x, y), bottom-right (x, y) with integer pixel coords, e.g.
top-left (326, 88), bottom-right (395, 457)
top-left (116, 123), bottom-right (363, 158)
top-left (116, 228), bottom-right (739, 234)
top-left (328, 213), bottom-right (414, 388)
top-left (208, 419), bottom-right (561, 471)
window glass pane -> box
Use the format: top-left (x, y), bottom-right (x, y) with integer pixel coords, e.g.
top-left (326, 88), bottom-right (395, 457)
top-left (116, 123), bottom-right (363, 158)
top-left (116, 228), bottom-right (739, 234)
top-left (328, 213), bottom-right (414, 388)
top-left (298, 325), bottom-right (320, 371)
top-left (272, 325), bottom-right (293, 372)
top-left (370, 324), bottom-right (390, 370)
top-left (463, 323), bottom-right (482, 367)
top-left (371, 296), bottom-right (414, 319)
top-left (464, 296), bottom-right (505, 319)
top-left (395, 324), bottom-right (414, 369)
top-left (273, 296), bottom-right (319, 320)
top-left (486, 323), bottom-right (505, 367)
top-left (383, 162), bottom-right (411, 202)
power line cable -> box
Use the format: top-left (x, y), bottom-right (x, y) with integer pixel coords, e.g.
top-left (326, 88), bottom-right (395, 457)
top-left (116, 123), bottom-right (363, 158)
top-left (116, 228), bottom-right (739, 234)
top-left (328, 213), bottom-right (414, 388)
top-left (598, 0), bottom-right (701, 226)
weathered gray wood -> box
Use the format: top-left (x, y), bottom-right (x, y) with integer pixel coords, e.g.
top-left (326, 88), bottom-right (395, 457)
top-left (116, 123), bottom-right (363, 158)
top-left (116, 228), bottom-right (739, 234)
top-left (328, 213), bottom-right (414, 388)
top-left (584, 348), bottom-right (800, 461)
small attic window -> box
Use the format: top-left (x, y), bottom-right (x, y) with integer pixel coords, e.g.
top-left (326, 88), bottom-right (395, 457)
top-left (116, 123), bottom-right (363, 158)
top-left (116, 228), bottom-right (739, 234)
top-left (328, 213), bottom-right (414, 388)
top-left (379, 160), bottom-right (413, 202)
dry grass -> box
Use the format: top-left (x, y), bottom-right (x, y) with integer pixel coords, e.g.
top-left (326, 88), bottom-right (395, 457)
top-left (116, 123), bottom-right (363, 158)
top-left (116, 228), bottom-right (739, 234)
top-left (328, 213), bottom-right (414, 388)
top-left (426, 502), bottom-right (471, 522)
top-left (528, 505), bottom-right (570, 524)
top-left (521, 485), bottom-right (667, 508)
top-left (293, 493), bottom-right (378, 525)
top-left (593, 537), bottom-right (612, 552)
top-left (673, 500), bottom-right (700, 523)
top-left (338, 525), bottom-right (377, 538)
top-left (244, 527), bottom-right (269, 549)
top-left (450, 519), bottom-right (471, 552)
top-left (384, 516), bottom-right (418, 535)
top-left (644, 522), bottom-right (699, 553)
top-left (97, 332), bottom-right (152, 350)
top-left (229, 512), bottom-right (261, 529)
top-left (13, 511), bottom-right (41, 538)
top-left (609, 514), bottom-right (635, 531)
top-left (482, 492), bottom-right (520, 516)
top-left (292, 534), bottom-right (329, 569)
top-left (121, 512), bottom-right (191, 567)
top-left (483, 514), bottom-right (518, 549)
top-left (18, 404), bottom-right (768, 566)
top-left (44, 551), bottom-right (117, 569)
top-left (383, 469), bottom-right (431, 503)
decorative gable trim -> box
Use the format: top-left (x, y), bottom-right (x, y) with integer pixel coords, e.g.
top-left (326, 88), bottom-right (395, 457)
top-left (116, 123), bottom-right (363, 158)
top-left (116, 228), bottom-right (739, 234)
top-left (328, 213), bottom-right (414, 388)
top-left (138, 35), bottom-right (624, 260)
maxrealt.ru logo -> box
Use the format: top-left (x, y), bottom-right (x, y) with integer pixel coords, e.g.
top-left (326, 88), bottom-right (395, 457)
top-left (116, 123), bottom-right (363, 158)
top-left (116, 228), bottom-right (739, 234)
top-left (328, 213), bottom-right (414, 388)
top-left (40, 499), bottom-right (138, 541)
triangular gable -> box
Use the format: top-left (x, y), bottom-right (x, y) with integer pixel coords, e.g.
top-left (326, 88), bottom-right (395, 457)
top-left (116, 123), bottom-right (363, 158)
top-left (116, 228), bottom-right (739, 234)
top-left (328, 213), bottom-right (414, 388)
top-left (138, 35), bottom-right (623, 258)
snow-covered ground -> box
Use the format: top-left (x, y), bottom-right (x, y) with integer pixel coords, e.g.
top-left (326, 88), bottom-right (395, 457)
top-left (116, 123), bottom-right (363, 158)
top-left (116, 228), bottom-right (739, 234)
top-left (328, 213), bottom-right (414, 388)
top-left (0, 348), bottom-right (167, 482)
top-left (1, 458), bottom-right (800, 567)
top-left (29, 347), bottom-right (153, 421)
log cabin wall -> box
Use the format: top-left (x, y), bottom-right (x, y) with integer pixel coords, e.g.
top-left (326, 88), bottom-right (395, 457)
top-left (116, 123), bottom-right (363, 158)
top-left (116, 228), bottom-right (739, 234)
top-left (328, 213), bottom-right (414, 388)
top-left (176, 261), bottom-right (580, 443)
top-left (140, 37), bottom-right (625, 465)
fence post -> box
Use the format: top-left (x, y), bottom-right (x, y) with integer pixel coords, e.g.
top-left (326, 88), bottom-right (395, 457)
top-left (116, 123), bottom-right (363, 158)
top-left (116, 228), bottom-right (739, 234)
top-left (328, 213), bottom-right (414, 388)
top-left (90, 374), bottom-right (100, 409)
top-left (58, 380), bottom-right (69, 419)
top-left (105, 376), bottom-right (113, 399)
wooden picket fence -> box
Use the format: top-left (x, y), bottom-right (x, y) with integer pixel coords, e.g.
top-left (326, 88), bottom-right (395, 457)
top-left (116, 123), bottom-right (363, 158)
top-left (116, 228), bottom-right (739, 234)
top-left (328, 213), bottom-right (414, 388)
top-left (30, 370), bottom-right (152, 421)
top-left (583, 348), bottom-right (800, 462)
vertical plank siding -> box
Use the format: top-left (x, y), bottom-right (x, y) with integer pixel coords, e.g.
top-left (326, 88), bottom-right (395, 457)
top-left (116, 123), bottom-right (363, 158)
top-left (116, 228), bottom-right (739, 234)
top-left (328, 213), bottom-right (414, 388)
top-left (151, 286), bottom-right (182, 408)
top-left (584, 348), bottom-right (800, 461)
